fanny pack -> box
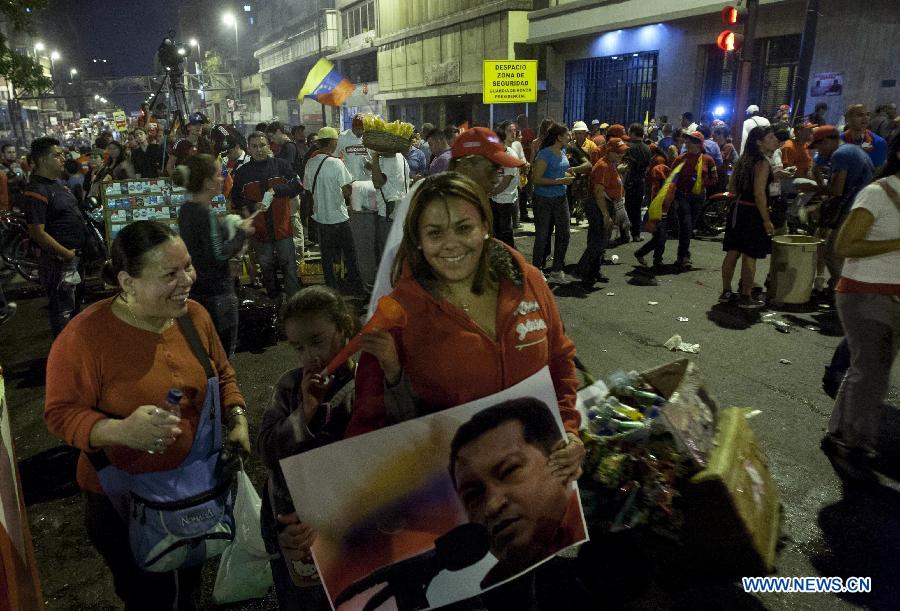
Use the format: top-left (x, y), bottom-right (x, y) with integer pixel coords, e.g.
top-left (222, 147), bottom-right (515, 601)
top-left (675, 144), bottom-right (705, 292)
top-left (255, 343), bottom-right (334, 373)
top-left (89, 314), bottom-right (236, 573)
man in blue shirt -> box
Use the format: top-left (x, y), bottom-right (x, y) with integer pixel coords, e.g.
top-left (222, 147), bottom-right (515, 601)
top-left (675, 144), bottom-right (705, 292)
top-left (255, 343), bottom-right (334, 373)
top-left (808, 125), bottom-right (874, 288)
top-left (841, 104), bottom-right (887, 169)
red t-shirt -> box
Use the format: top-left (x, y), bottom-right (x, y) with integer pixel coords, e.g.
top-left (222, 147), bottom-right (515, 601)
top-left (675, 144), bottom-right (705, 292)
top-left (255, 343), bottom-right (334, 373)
top-left (672, 152), bottom-right (717, 193)
top-left (520, 128), bottom-right (536, 154)
top-left (590, 158), bottom-right (623, 201)
top-left (780, 139), bottom-right (813, 177)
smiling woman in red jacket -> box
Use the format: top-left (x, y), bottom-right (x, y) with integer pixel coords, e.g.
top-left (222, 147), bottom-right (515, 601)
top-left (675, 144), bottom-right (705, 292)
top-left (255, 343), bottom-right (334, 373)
top-left (347, 172), bottom-right (584, 482)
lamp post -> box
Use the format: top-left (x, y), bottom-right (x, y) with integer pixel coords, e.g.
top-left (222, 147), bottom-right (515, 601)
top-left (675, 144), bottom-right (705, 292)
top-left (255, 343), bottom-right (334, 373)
top-left (223, 13), bottom-right (242, 112)
top-left (190, 38), bottom-right (205, 104)
top-left (49, 50), bottom-right (60, 78)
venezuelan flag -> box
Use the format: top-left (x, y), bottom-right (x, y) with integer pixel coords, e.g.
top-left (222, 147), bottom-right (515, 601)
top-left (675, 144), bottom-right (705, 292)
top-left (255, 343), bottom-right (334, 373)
top-left (297, 57), bottom-right (355, 107)
top-left (646, 161), bottom-right (685, 233)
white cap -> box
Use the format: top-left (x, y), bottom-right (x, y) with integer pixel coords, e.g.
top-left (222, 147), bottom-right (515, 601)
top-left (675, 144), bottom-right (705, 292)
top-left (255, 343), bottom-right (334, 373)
top-left (746, 104), bottom-right (760, 115)
top-left (572, 120), bottom-right (589, 132)
top-left (591, 119), bottom-right (601, 125)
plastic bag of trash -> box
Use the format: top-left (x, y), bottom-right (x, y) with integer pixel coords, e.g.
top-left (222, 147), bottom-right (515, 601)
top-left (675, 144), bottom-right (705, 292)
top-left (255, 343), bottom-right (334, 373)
top-left (664, 334), bottom-right (701, 354)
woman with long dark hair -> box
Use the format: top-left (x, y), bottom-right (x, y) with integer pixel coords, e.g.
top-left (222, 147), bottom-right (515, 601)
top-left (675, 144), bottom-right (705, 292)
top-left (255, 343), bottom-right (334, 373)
top-left (175, 154), bottom-right (255, 358)
top-left (531, 123), bottom-right (576, 282)
top-left (719, 125), bottom-right (779, 308)
top-left (824, 134), bottom-right (900, 470)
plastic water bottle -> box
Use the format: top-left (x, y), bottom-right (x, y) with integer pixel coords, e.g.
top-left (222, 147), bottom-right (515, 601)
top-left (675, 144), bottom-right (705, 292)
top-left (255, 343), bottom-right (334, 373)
top-left (164, 388), bottom-right (183, 418)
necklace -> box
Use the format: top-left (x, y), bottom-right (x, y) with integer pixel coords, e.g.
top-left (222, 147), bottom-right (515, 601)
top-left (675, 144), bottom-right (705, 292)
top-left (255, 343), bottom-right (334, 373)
top-left (118, 295), bottom-right (173, 333)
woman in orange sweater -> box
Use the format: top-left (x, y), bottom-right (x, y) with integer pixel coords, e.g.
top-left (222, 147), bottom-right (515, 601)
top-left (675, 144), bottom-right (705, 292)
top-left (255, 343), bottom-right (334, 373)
top-left (44, 220), bottom-right (250, 609)
top-left (347, 172), bottom-right (584, 483)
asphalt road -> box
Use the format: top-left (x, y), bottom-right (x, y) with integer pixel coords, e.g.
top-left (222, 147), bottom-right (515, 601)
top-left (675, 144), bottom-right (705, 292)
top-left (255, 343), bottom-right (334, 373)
top-left (1, 220), bottom-right (898, 610)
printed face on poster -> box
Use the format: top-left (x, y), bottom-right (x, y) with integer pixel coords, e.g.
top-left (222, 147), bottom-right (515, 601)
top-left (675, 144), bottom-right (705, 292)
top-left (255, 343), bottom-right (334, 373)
top-left (279, 367), bottom-right (588, 611)
top-left (811, 72), bottom-right (843, 97)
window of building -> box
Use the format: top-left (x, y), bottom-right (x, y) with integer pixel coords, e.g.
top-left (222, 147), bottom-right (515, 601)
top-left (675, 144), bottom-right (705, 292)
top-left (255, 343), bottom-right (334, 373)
top-left (342, 0), bottom-right (376, 40)
top-left (701, 34), bottom-right (801, 121)
top-left (564, 52), bottom-right (658, 127)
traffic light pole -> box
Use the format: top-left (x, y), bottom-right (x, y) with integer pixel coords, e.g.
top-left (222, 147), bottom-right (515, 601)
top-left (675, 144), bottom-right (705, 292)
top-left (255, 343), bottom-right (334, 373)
top-left (732, 0), bottom-right (759, 152)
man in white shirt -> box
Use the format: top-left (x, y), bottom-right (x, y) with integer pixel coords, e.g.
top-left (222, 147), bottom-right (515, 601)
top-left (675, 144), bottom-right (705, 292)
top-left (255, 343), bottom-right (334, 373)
top-left (336, 113), bottom-right (371, 182)
top-left (303, 126), bottom-right (364, 293)
top-left (370, 151), bottom-right (411, 261)
top-left (741, 105), bottom-right (771, 154)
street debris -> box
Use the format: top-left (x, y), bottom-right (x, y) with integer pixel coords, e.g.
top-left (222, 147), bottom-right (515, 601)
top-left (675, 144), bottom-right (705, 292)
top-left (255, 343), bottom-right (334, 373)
top-left (677, 316), bottom-right (689, 322)
top-left (664, 334), bottom-right (700, 354)
top-left (610, 254), bottom-right (620, 264)
top-left (745, 409), bottom-right (763, 419)
top-left (779, 358), bottom-right (792, 365)
top-left (806, 325), bottom-right (821, 332)
top-left (648, 301), bottom-right (659, 306)
top-left (774, 321), bottom-right (791, 333)
top-left (606, 292), bottom-right (616, 296)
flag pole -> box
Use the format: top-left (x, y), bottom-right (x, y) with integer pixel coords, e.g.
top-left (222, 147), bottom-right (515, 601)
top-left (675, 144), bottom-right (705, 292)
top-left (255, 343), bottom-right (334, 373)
top-left (317, 1), bottom-right (327, 126)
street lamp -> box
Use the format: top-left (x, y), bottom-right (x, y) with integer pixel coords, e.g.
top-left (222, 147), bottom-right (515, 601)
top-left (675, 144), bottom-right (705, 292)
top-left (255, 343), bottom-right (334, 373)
top-left (34, 41), bottom-right (45, 52)
top-left (70, 68), bottom-right (77, 77)
top-left (222, 12), bottom-right (242, 108)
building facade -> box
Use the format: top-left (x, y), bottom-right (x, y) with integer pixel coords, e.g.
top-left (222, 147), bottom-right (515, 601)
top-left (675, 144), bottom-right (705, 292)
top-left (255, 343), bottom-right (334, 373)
top-left (528, 0), bottom-right (898, 129)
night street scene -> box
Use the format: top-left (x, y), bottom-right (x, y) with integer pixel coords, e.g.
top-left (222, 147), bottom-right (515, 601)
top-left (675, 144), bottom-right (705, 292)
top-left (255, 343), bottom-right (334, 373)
top-left (0, 0), bottom-right (898, 610)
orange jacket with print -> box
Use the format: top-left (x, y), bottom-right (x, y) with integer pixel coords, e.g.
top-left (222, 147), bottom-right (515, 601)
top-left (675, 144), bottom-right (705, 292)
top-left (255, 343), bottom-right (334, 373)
top-left (347, 241), bottom-right (580, 437)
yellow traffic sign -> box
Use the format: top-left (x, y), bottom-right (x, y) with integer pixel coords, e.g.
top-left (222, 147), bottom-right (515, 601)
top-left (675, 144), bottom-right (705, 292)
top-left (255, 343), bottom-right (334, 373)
top-left (482, 60), bottom-right (537, 104)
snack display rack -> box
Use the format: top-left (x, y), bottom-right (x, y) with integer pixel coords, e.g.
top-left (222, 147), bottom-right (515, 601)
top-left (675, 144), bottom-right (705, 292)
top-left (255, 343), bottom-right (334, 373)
top-left (100, 178), bottom-right (227, 247)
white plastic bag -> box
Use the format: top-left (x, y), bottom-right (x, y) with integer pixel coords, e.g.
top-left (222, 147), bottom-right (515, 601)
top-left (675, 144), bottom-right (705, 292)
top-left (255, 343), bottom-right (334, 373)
top-left (212, 471), bottom-right (274, 604)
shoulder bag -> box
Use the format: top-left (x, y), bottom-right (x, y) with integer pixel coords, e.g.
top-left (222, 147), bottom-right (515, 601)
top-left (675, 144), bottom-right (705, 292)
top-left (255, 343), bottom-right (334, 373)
top-left (89, 313), bottom-right (237, 572)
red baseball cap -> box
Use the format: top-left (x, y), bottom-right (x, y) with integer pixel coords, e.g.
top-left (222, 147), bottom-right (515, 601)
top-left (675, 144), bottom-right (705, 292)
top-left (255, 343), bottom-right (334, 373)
top-left (606, 124), bottom-right (626, 139)
top-left (451, 127), bottom-right (525, 167)
top-left (808, 125), bottom-right (839, 147)
top-left (606, 137), bottom-right (629, 154)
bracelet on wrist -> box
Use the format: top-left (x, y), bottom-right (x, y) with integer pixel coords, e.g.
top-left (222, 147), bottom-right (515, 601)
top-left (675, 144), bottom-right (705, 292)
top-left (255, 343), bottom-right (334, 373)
top-left (225, 405), bottom-right (246, 425)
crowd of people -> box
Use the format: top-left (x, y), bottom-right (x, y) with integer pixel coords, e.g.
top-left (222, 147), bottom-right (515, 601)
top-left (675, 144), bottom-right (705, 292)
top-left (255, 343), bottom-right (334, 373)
top-left (0, 96), bottom-right (898, 609)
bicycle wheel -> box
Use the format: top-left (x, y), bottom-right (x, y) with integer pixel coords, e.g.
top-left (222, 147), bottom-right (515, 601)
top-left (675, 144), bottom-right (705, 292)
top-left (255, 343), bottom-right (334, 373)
top-left (10, 234), bottom-right (40, 284)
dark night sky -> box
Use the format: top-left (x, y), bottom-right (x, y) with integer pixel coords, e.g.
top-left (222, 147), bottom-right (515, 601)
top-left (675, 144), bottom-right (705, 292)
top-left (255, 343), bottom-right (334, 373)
top-left (53, 0), bottom-right (182, 77)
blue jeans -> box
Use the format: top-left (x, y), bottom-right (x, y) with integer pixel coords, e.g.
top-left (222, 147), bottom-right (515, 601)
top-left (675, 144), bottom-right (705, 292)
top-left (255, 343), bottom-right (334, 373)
top-left (532, 194), bottom-right (570, 271)
top-left (255, 238), bottom-right (300, 299)
top-left (318, 221), bottom-right (362, 291)
top-left (38, 254), bottom-right (81, 337)
top-left (192, 292), bottom-right (239, 359)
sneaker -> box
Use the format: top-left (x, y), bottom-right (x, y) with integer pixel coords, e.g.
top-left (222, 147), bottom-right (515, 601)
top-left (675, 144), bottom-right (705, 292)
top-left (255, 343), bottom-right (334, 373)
top-left (718, 290), bottom-right (736, 304)
top-left (677, 258), bottom-right (693, 271)
top-left (0, 302), bottom-right (17, 325)
top-left (634, 253), bottom-right (649, 267)
top-left (814, 276), bottom-right (827, 292)
top-left (737, 295), bottom-right (765, 310)
top-left (632, 234), bottom-right (645, 243)
top-left (550, 271), bottom-right (575, 283)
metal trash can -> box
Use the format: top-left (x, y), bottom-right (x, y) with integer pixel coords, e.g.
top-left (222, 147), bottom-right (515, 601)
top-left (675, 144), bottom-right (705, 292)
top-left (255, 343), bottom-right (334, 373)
top-left (769, 235), bottom-right (822, 304)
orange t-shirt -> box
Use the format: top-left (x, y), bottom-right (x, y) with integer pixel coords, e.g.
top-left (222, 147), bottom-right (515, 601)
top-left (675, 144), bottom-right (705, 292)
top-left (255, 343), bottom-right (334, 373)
top-left (590, 158), bottom-right (623, 201)
top-left (780, 139), bottom-right (813, 178)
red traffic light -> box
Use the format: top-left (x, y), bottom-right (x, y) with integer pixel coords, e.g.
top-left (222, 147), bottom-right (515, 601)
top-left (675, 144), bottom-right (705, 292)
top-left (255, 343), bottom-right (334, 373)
top-left (717, 30), bottom-right (744, 52)
top-left (721, 5), bottom-right (746, 25)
